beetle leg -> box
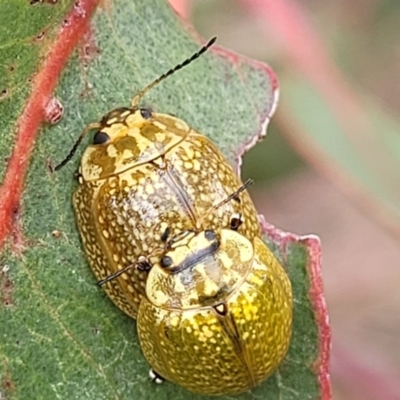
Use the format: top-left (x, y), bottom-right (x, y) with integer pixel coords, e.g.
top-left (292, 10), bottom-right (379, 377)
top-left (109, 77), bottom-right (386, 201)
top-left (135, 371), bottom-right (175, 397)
top-left (160, 226), bottom-right (170, 242)
top-left (74, 169), bottom-right (82, 182)
top-left (136, 256), bottom-right (152, 272)
top-left (229, 213), bottom-right (243, 231)
top-left (149, 369), bottom-right (165, 384)
top-left (195, 179), bottom-right (254, 230)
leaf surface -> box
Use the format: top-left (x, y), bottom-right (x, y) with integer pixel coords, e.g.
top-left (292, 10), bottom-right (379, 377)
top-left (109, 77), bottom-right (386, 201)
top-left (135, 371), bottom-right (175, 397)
top-left (0, 1), bottom-right (330, 399)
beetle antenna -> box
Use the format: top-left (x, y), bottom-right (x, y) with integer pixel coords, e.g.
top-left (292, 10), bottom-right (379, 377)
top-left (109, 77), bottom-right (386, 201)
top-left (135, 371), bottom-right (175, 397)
top-left (195, 179), bottom-right (254, 230)
top-left (97, 246), bottom-right (165, 286)
top-left (97, 257), bottom-right (151, 286)
top-left (53, 122), bottom-right (101, 171)
top-left (131, 37), bottom-right (217, 107)
top-left (97, 265), bottom-right (132, 286)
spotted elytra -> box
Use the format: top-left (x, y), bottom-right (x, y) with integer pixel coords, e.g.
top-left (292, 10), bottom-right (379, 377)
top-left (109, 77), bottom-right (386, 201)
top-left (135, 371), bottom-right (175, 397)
top-left (54, 37), bottom-right (293, 396)
top-left (139, 226), bottom-right (292, 396)
top-left (54, 37), bottom-right (261, 319)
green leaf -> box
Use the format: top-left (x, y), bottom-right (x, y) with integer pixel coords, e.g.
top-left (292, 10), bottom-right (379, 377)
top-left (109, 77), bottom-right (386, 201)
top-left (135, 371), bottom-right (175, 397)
top-left (0, 0), bottom-right (72, 177)
top-left (0, 1), bottom-right (330, 399)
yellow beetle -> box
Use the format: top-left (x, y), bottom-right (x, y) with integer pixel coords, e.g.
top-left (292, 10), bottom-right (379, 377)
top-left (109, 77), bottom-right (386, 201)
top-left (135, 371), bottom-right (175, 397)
top-left (56, 38), bottom-right (260, 319)
top-left (55, 38), bottom-right (293, 395)
top-left (137, 228), bottom-right (293, 396)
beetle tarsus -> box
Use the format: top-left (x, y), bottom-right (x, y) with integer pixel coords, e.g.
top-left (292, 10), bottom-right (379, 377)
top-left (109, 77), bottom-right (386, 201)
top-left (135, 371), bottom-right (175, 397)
top-left (149, 369), bottom-right (165, 384)
top-left (230, 213), bottom-right (243, 231)
top-left (161, 226), bottom-right (170, 242)
top-left (137, 257), bottom-right (152, 272)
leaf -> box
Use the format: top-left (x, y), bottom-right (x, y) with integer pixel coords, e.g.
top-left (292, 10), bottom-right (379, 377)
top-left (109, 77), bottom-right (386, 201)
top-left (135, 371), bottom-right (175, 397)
top-left (0, 1), bottom-right (330, 399)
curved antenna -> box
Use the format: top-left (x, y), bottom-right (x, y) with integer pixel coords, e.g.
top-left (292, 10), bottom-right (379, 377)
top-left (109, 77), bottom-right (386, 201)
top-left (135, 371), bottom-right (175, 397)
top-left (97, 250), bottom-right (162, 286)
top-left (195, 179), bottom-right (254, 230)
top-left (131, 36), bottom-right (217, 107)
top-left (97, 262), bottom-right (140, 286)
top-left (53, 122), bottom-right (101, 171)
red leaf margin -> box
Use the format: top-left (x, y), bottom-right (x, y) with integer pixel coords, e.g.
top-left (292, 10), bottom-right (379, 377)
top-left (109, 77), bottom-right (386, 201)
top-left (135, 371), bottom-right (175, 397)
top-left (0, 1), bottom-right (331, 398)
top-left (260, 216), bottom-right (332, 400)
top-left (170, 1), bottom-right (332, 397)
top-left (0, 0), bottom-right (279, 251)
top-left (180, 18), bottom-right (332, 394)
top-left (0, 0), bottom-right (99, 250)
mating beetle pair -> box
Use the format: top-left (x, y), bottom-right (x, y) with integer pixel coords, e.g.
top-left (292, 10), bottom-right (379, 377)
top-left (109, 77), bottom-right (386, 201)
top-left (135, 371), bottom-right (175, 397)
top-left (55, 37), bottom-right (292, 396)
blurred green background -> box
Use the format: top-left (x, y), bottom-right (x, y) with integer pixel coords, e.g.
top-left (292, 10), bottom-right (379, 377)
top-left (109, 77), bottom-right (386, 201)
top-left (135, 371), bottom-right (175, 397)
top-left (170, 1), bottom-right (400, 399)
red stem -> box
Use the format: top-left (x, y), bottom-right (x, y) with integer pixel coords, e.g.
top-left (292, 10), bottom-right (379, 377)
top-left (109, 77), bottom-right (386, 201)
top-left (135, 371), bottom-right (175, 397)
top-left (0, 0), bottom-right (99, 248)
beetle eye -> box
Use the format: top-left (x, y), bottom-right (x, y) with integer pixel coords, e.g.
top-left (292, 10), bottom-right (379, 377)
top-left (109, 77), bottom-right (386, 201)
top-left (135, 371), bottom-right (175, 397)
top-left (140, 108), bottom-right (152, 119)
top-left (160, 256), bottom-right (173, 269)
top-left (93, 131), bottom-right (110, 145)
top-left (204, 230), bottom-right (216, 241)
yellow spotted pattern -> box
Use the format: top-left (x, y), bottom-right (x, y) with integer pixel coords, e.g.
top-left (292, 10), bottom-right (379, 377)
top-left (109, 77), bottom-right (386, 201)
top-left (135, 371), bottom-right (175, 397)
top-left (137, 232), bottom-right (292, 396)
top-left (74, 108), bottom-right (260, 318)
